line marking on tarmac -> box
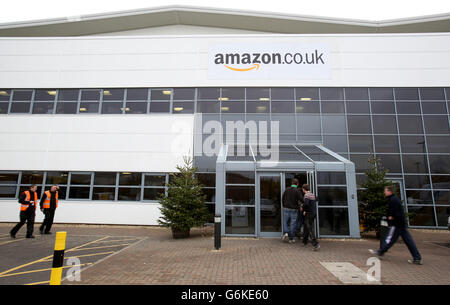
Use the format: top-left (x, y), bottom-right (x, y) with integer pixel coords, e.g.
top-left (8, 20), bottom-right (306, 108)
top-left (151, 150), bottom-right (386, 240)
top-left (0, 236), bottom-right (109, 277)
top-left (0, 263), bottom-right (92, 278)
top-left (0, 238), bottom-right (26, 246)
top-left (72, 243), bottom-right (132, 251)
top-left (62, 236), bottom-right (148, 283)
top-left (25, 280), bottom-right (50, 285)
top-left (40, 251), bottom-right (115, 262)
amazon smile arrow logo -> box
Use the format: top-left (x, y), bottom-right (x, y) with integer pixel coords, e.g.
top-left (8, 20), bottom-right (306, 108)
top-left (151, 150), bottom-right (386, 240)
top-left (224, 64), bottom-right (260, 72)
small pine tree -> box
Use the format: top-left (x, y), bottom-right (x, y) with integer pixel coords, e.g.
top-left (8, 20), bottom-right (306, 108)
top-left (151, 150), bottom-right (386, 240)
top-left (358, 155), bottom-right (392, 236)
top-left (158, 156), bottom-right (210, 236)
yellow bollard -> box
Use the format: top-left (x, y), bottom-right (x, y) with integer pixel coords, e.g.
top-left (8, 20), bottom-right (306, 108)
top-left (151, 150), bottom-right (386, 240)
top-left (49, 231), bottom-right (67, 285)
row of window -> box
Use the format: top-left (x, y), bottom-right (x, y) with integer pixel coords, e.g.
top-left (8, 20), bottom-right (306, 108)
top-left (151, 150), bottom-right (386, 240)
top-left (1, 87), bottom-right (448, 101)
top-left (0, 171), bottom-right (216, 203)
top-left (1, 87), bottom-right (449, 115)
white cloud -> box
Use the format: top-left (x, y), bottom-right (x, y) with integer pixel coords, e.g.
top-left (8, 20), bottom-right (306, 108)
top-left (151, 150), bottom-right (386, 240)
top-left (1, 0), bottom-right (449, 24)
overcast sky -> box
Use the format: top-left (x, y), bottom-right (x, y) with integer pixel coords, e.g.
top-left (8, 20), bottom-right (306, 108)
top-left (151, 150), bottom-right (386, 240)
top-left (1, 0), bottom-right (450, 24)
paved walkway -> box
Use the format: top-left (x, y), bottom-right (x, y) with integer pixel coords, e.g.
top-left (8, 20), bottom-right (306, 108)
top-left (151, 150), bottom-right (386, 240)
top-left (1, 224), bottom-right (449, 285)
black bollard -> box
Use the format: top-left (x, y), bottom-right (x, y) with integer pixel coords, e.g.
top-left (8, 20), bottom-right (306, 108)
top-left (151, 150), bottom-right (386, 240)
top-left (214, 213), bottom-right (221, 250)
top-left (379, 216), bottom-right (389, 249)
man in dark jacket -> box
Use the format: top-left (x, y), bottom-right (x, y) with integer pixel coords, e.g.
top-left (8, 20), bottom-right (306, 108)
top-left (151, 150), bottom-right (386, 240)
top-left (369, 186), bottom-right (422, 265)
top-left (10, 185), bottom-right (38, 239)
top-left (39, 185), bottom-right (59, 234)
top-left (281, 178), bottom-right (303, 243)
top-left (301, 184), bottom-right (320, 250)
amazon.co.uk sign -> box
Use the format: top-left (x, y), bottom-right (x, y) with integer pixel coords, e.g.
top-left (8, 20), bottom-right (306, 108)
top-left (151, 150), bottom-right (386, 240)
top-left (208, 43), bottom-right (331, 80)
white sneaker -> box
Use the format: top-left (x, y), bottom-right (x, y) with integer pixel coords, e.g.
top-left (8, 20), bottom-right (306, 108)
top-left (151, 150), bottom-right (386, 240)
top-left (368, 249), bottom-right (377, 255)
top-left (281, 233), bottom-right (289, 242)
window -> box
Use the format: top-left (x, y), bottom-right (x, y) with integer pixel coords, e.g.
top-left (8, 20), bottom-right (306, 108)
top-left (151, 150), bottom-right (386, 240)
top-left (345, 88), bottom-right (369, 100)
top-left (348, 135), bottom-right (373, 153)
top-left (420, 88), bottom-right (445, 101)
top-left (197, 101), bottom-right (219, 113)
top-left (398, 116), bottom-right (423, 134)
top-left (394, 88), bottom-right (419, 100)
top-left (0, 172), bottom-right (18, 198)
top-left (125, 102), bottom-right (147, 114)
top-left (371, 101), bottom-right (395, 114)
top-left (318, 208), bottom-right (349, 235)
top-left (80, 90), bottom-right (100, 114)
top-left (102, 89), bottom-right (124, 101)
top-left (68, 173), bottom-right (92, 199)
top-left (320, 88), bottom-right (343, 100)
top-left (45, 171), bottom-right (68, 199)
top-left (321, 100), bottom-right (344, 113)
top-left (400, 136), bottom-right (426, 153)
top-left (370, 88), bottom-right (393, 101)
top-left (396, 101), bottom-right (421, 114)
top-left (402, 155), bottom-right (429, 174)
top-left (407, 190), bottom-right (433, 204)
top-left (346, 100), bottom-right (370, 114)
top-left (33, 89), bottom-right (56, 114)
top-left (404, 175), bottom-right (431, 189)
top-left (245, 88), bottom-right (269, 101)
top-left (317, 172), bottom-right (346, 185)
top-left (197, 88), bottom-right (220, 100)
top-left (143, 174), bottom-right (166, 201)
top-left (247, 100), bottom-right (269, 113)
top-left (347, 115), bottom-right (372, 134)
top-left (372, 116), bottom-right (397, 134)
top-left (421, 102), bottom-right (447, 114)
top-left (10, 90), bottom-right (33, 113)
top-left (173, 101), bottom-right (195, 113)
top-left (407, 206), bottom-right (436, 226)
top-left (374, 135), bottom-right (399, 153)
top-left (173, 88), bottom-right (195, 100)
top-left (377, 154), bottom-right (402, 173)
top-left (126, 88), bottom-right (148, 101)
top-left (429, 155), bottom-right (450, 174)
top-left (222, 88), bottom-right (245, 100)
top-left (118, 172), bottom-right (141, 201)
top-left (270, 100), bottom-right (293, 113)
top-left (93, 172), bottom-right (117, 201)
top-left (101, 102), bottom-right (123, 114)
top-left (220, 100), bottom-right (244, 113)
top-left (423, 116), bottom-right (449, 134)
top-left (426, 136), bottom-right (450, 153)
top-left (150, 89), bottom-right (171, 113)
top-left (271, 88), bottom-right (294, 100)
top-left (317, 186), bottom-right (347, 206)
top-left (296, 88), bottom-right (319, 101)
top-left (322, 115), bottom-right (346, 134)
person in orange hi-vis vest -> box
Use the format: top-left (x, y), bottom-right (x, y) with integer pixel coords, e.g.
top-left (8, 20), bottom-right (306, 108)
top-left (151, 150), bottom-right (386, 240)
top-left (10, 185), bottom-right (38, 239)
top-left (39, 185), bottom-right (60, 235)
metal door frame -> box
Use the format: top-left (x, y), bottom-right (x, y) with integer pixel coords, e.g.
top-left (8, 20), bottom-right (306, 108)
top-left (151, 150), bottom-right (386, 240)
top-left (256, 172), bottom-right (283, 238)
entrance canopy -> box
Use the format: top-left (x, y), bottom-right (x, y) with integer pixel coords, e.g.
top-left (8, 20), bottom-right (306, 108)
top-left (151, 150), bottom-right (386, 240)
top-left (215, 144), bottom-right (360, 238)
top-left (218, 144), bottom-right (354, 172)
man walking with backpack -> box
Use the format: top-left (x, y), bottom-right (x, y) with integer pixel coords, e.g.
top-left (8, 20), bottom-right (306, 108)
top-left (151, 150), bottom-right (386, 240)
top-left (301, 184), bottom-right (320, 251)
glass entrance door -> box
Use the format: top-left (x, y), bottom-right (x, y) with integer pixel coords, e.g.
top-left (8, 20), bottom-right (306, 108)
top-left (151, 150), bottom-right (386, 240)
top-left (258, 173), bottom-right (282, 237)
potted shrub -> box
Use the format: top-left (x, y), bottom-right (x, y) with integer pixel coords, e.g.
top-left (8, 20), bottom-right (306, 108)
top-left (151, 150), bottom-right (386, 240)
top-left (158, 156), bottom-right (210, 239)
top-left (358, 155), bottom-right (391, 238)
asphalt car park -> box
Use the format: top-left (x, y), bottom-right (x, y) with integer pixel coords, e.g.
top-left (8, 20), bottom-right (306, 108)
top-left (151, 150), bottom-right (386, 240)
top-left (0, 228), bottom-right (145, 285)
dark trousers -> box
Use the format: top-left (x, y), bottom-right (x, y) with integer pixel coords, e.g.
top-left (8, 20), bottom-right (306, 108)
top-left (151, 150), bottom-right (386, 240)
top-left (303, 213), bottom-right (318, 246)
top-left (11, 210), bottom-right (35, 237)
top-left (40, 209), bottom-right (55, 233)
top-left (378, 226), bottom-right (422, 261)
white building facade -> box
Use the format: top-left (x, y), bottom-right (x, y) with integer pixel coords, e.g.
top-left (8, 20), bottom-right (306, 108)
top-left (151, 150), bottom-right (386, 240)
top-left (0, 6), bottom-right (449, 237)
